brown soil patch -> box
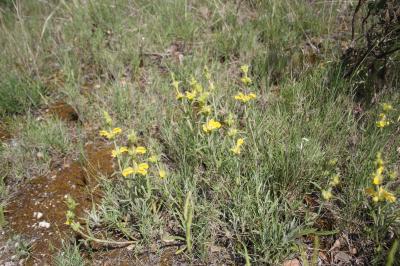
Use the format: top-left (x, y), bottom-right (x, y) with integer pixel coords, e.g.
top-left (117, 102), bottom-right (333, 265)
top-left (89, 246), bottom-right (178, 266)
top-left (47, 101), bottom-right (79, 122)
top-left (5, 142), bottom-right (113, 265)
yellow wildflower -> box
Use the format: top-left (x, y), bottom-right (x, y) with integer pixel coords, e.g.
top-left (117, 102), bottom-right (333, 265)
top-left (322, 189), bottom-right (332, 201)
top-left (234, 92), bottom-right (256, 103)
top-left (368, 186), bottom-right (396, 203)
top-left (202, 119), bottom-right (222, 133)
top-left (372, 174), bottom-right (383, 185)
top-left (330, 174), bottom-right (340, 187)
top-left (375, 152), bottom-right (384, 167)
top-left (186, 90), bottom-right (197, 101)
top-left (135, 163), bottom-right (149, 176)
top-left (176, 90), bottom-right (185, 100)
top-left (99, 130), bottom-right (110, 138)
top-left (111, 146), bottom-right (129, 158)
top-left (240, 76), bottom-right (252, 86)
top-left (99, 128), bottom-right (121, 140)
top-left (382, 103), bottom-right (394, 112)
top-left (112, 127), bottom-right (122, 135)
top-left (159, 169), bottom-right (167, 179)
top-left (382, 189), bottom-right (396, 203)
top-left (376, 113), bottom-right (390, 128)
top-left (135, 146), bottom-right (147, 154)
top-left (230, 138), bottom-right (244, 155)
top-left (122, 167), bottom-right (135, 177)
top-left (240, 65), bottom-right (249, 75)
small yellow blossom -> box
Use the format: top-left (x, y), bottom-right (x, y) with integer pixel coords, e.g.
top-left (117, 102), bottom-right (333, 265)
top-left (375, 152), bottom-right (384, 167)
top-left (382, 189), bottom-right (397, 203)
top-left (367, 186), bottom-right (396, 203)
top-left (234, 92), bottom-right (256, 103)
top-left (99, 128), bottom-right (122, 140)
top-left (240, 65), bottom-right (249, 75)
top-left (122, 167), bottom-right (135, 177)
top-left (99, 130), bottom-right (109, 138)
top-left (240, 76), bottom-right (252, 85)
top-left (135, 146), bottom-right (147, 154)
top-left (376, 113), bottom-right (390, 128)
top-left (322, 189), bottom-right (332, 200)
top-left (202, 119), bottom-right (222, 133)
top-left (112, 127), bottom-right (122, 134)
top-left (159, 169), bottom-right (167, 179)
top-left (111, 146), bottom-right (129, 158)
top-left (186, 90), bottom-right (197, 101)
top-left (176, 91), bottom-right (185, 100)
top-left (382, 103), bottom-right (394, 112)
top-left (372, 174), bottom-right (383, 185)
top-left (135, 163), bottom-right (149, 176)
top-left (330, 174), bottom-right (340, 187)
top-left (230, 138), bottom-right (244, 155)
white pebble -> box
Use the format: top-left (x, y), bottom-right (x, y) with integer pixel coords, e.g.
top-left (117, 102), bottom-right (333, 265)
top-left (33, 212), bottom-right (43, 219)
top-left (38, 221), bottom-right (50, 229)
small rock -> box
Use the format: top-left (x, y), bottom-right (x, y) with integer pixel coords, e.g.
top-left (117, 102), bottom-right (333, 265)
top-left (33, 212), bottom-right (43, 219)
top-left (36, 152), bottom-right (44, 159)
top-left (38, 221), bottom-right (50, 229)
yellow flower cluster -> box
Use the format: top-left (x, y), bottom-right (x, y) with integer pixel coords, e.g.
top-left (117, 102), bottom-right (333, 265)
top-left (99, 127), bottom-right (122, 140)
top-left (234, 65), bottom-right (256, 104)
top-left (99, 112), bottom-right (167, 180)
top-left (234, 92), bottom-right (256, 103)
top-left (366, 152), bottom-right (396, 203)
top-left (376, 103), bottom-right (394, 128)
top-left (202, 119), bottom-right (221, 133)
top-left (240, 65), bottom-right (252, 85)
top-left (173, 65), bottom-right (257, 157)
top-left (122, 163), bottom-right (149, 177)
top-left (111, 146), bottom-right (128, 157)
top-left (321, 159), bottom-right (341, 201)
top-left (230, 138), bottom-right (244, 154)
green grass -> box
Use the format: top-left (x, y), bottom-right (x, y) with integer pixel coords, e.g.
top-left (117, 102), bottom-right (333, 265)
top-left (54, 242), bottom-right (85, 266)
top-left (0, 116), bottom-right (78, 180)
top-left (0, 77), bottom-right (45, 116)
top-left (1, 0), bottom-right (399, 264)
